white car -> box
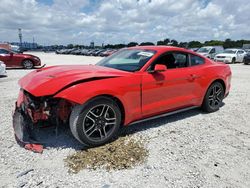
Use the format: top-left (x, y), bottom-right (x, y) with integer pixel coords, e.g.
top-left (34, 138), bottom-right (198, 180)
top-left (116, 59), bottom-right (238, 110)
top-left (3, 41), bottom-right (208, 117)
top-left (0, 60), bottom-right (7, 76)
top-left (214, 49), bottom-right (246, 63)
top-left (197, 46), bottom-right (224, 59)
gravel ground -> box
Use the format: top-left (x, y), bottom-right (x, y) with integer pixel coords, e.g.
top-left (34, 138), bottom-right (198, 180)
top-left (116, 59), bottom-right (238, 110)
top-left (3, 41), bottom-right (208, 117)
top-left (0, 52), bottom-right (250, 188)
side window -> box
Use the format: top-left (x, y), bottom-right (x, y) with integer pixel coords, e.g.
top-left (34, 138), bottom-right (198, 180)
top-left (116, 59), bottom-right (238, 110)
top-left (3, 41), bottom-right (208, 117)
top-left (172, 53), bottom-right (188, 68)
top-left (190, 55), bottom-right (205, 66)
top-left (148, 52), bottom-right (189, 70)
top-left (238, 50), bottom-right (244, 54)
top-left (0, 49), bottom-right (9, 54)
top-left (210, 48), bottom-right (215, 53)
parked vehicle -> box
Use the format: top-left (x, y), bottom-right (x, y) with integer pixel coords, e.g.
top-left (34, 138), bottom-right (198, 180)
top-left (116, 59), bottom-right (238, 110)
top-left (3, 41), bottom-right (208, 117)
top-left (0, 60), bottom-right (7, 76)
top-left (188, 48), bottom-right (199, 52)
top-left (11, 45), bottom-right (23, 53)
top-left (100, 49), bottom-right (118, 56)
top-left (55, 49), bottom-right (67, 54)
top-left (0, 48), bottom-right (41, 69)
top-left (214, 48), bottom-right (246, 63)
top-left (197, 46), bottom-right (224, 59)
top-left (93, 49), bottom-right (106, 56)
top-left (13, 46), bottom-right (231, 152)
top-left (85, 49), bottom-right (98, 56)
top-left (243, 50), bottom-right (250, 65)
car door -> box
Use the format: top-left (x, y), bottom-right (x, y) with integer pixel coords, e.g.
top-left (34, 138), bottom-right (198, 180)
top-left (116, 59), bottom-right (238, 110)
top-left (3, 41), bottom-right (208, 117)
top-left (0, 49), bottom-right (12, 66)
top-left (209, 48), bottom-right (216, 59)
top-left (141, 51), bottom-right (199, 118)
top-left (237, 50), bottom-right (245, 62)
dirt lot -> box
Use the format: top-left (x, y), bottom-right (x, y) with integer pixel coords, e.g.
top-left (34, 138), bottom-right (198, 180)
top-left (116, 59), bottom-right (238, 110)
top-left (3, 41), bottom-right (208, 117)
top-left (0, 52), bottom-right (250, 187)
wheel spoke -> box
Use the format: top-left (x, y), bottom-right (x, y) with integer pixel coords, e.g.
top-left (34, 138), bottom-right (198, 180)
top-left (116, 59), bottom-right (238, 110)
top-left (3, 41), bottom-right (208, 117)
top-left (105, 117), bottom-right (116, 125)
top-left (216, 96), bottom-right (221, 102)
top-left (86, 125), bottom-right (96, 136)
top-left (208, 95), bottom-right (213, 101)
top-left (86, 114), bottom-right (95, 123)
top-left (98, 126), bottom-right (107, 139)
top-left (83, 104), bottom-right (117, 141)
top-left (100, 105), bottom-right (109, 117)
top-left (211, 99), bottom-right (215, 107)
top-left (216, 88), bottom-right (222, 95)
top-left (89, 110), bottom-right (99, 118)
top-left (213, 86), bottom-right (216, 95)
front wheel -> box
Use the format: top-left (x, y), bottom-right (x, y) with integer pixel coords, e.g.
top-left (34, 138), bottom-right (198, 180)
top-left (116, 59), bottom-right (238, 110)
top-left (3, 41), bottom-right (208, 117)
top-left (202, 82), bottom-right (225, 113)
top-left (22, 59), bottom-right (34, 69)
top-left (69, 97), bottom-right (121, 146)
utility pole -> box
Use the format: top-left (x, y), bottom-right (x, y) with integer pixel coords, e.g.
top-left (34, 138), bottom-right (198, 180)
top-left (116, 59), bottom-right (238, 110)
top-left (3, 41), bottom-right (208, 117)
top-left (33, 36), bottom-right (35, 49)
top-left (18, 28), bottom-right (22, 48)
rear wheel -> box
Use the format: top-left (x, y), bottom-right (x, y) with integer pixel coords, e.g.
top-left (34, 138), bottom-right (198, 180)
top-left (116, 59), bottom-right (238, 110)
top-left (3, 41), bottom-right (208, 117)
top-left (231, 57), bottom-right (236, 64)
top-left (69, 97), bottom-right (121, 146)
top-left (22, 59), bottom-right (34, 69)
top-left (202, 82), bottom-right (225, 113)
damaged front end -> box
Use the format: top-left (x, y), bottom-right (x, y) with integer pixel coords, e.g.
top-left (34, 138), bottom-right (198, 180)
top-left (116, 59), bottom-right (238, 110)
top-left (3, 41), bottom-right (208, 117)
top-left (13, 89), bottom-right (73, 153)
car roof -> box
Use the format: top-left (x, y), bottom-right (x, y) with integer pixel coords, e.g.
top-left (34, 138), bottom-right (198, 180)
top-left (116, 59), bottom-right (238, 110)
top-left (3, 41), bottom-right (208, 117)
top-left (225, 48), bottom-right (241, 50)
top-left (127, 45), bottom-right (193, 54)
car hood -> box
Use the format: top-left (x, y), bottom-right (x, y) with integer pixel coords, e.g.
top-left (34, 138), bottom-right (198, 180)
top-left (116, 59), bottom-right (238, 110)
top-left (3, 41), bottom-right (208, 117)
top-left (197, 52), bottom-right (209, 56)
top-left (14, 53), bottom-right (39, 59)
top-left (215, 53), bottom-right (235, 57)
top-left (19, 65), bottom-right (130, 96)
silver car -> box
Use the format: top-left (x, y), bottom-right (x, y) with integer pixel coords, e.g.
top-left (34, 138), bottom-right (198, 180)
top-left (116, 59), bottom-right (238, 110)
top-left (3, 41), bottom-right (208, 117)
top-left (0, 60), bottom-right (7, 76)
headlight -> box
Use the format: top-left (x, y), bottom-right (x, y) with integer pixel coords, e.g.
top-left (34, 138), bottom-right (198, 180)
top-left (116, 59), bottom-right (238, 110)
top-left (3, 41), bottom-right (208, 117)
top-left (33, 57), bottom-right (40, 61)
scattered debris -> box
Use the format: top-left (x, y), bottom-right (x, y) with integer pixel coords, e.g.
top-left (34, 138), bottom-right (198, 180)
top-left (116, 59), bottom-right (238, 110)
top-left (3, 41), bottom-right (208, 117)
top-left (214, 162), bottom-right (219, 167)
top-left (214, 174), bottom-right (220, 178)
top-left (17, 169), bottom-right (34, 178)
top-left (36, 181), bottom-right (43, 186)
top-left (65, 136), bottom-right (148, 173)
top-left (17, 182), bottom-right (27, 188)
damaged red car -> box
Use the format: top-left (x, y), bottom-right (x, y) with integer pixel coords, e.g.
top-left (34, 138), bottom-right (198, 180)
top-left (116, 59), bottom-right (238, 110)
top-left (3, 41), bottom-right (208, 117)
top-left (13, 46), bottom-right (231, 151)
top-left (0, 48), bottom-right (41, 69)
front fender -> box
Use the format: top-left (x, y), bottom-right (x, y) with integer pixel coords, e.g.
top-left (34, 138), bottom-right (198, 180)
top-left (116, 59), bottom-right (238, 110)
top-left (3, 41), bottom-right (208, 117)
top-left (54, 77), bottom-right (142, 125)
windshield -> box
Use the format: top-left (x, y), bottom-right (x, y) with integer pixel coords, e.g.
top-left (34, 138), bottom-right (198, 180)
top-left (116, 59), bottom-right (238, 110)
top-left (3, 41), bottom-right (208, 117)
top-left (224, 49), bottom-right (237, 54)
top-left (197, 47), bottom-right (211, 53)
top-left (97, 49), bottom-right (156, 72)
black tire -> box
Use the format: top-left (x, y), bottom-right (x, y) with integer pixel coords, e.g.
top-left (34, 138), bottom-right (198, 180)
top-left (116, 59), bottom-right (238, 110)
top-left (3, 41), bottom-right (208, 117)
top-left (202, 82), bottom-right (225, 113)
top-left (69, 96), bottom-right (121, 146)
top-left (22, 59), bottom-right (34, 69)
top-left (231, 57), bottom-right (236, 64)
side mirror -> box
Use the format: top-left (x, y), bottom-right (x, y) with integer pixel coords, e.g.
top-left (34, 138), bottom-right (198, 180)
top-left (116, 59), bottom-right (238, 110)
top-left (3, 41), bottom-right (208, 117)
top-left (154, 64), bottom-right (167, 72)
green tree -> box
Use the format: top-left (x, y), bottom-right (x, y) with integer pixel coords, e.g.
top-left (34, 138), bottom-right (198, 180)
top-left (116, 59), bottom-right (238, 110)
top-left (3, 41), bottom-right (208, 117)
top-left (127, 42), bottom-right (138, 47)
top-left (188, 41), bottom-right (202, 48)
top-left (139, 42), bottom-right (155, 46)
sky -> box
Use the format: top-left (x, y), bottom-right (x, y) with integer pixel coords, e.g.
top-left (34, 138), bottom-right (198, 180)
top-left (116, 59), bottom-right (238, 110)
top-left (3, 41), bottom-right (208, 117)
top-left (0, 0), bottom-right (249, 45)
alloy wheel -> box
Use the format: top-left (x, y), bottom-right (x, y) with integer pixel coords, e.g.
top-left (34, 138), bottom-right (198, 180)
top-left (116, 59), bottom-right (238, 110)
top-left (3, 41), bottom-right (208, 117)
top-left (23, 60), bottom-right (33, 69)
top-left (82, 104), bottom-right (117, 141)
top-left (208, 85), bottom-right (223, 109)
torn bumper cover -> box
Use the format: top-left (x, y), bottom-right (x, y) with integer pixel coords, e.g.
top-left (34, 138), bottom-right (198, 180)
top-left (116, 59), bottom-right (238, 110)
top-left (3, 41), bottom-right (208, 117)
top-left (13, 108), bottom-right (43, 153)
top-left (13, 89), bottom-right (72, 153)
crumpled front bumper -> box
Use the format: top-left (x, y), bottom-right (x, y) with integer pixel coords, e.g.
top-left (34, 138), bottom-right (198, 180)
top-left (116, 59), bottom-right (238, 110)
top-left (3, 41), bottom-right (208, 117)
top-left (13, 107), bottom-right (44, 153)
top-left (13, 90), bottom-right (44, 153)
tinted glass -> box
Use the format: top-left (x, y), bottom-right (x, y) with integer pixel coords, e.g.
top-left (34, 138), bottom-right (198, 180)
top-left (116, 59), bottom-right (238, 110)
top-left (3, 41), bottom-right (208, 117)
top-left (0, 49), bottom-right (9, 54)
top-left (149, 52), bottom-right (188, 70)
top-left (190, 55), bottom-right (204, 66)
top-left (97, 49), bottom-right (156, 72)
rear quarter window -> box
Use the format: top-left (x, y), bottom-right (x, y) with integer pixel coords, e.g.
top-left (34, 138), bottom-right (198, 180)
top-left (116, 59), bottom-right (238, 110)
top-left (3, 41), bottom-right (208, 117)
top-left (190, 55), bottom-right (205, 66)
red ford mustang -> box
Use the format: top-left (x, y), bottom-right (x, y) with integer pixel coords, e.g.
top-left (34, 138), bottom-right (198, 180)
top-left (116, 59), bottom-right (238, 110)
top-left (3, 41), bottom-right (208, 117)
top-left (13, 46), bottom-right (231, 151)
top-left (0, 48), bottom-right (41, 69)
